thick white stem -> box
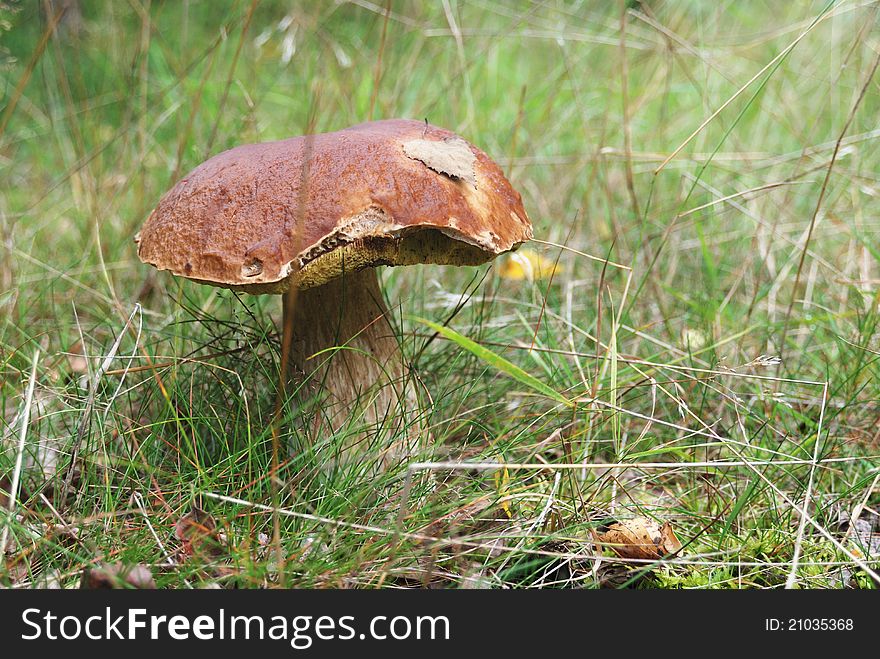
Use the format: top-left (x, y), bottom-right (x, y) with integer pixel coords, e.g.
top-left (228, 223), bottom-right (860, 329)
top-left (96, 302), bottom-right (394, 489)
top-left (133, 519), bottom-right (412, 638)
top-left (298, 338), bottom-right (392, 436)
top-left (283, 269), bottom-right (420, 469)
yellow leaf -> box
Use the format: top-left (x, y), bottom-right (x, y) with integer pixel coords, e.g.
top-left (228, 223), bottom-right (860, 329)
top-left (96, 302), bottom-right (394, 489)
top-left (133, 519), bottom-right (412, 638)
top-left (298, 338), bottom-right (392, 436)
top-left (498, 249), bottom-right (561, 282)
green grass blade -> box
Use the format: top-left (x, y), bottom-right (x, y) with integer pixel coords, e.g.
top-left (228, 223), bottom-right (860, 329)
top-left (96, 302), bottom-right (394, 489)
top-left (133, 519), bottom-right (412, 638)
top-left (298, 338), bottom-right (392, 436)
top-left (413, 317), bottom-right (572, 408)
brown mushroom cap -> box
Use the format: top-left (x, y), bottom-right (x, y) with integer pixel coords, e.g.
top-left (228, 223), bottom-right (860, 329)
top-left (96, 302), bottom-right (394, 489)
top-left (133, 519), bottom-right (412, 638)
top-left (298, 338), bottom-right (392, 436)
top-left (136, 119), bottom-right (532, 293)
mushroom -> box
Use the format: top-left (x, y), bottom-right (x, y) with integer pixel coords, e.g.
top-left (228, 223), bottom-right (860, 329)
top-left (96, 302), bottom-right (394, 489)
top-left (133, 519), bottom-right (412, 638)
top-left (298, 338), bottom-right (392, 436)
top-left (136, 119), bottom-right (532, 466)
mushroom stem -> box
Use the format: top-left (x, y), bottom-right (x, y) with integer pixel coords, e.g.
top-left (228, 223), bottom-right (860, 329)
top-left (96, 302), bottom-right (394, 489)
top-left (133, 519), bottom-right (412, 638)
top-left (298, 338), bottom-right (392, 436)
top-left (283, 268), bottom-right (419, 467)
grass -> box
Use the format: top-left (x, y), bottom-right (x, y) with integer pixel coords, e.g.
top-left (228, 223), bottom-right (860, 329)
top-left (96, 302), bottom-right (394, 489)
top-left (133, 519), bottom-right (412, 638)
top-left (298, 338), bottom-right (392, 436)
top-left (1, 0), bottom-right (879, 589)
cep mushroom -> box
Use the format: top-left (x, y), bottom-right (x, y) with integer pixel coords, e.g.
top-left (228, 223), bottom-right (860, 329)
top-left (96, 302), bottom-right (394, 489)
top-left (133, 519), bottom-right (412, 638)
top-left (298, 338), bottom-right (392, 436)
top-left (136, 119), bottom-right (532, 464)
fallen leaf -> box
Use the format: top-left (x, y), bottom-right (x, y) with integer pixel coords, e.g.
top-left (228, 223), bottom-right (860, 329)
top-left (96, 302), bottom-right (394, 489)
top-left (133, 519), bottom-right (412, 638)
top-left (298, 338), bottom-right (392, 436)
top-left (81, 562), bottom-right (156, 589)
top-left (596, 517), bottom-right (682, 560)
top-left (174, 506), bottom-right (225, 560)
top-left (403, 136), bottom-right (477, 188)
top-left (498, 249), bottom-right (561, 282)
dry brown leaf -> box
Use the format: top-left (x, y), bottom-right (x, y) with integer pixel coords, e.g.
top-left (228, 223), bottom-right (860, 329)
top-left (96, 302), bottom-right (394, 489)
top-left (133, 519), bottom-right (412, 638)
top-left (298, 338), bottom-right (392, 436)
top-left (81, 562), bottom-right (156, 589)
top-left (403, 136), bottom-right (478, 188)
top-left (596, 517), bottom-right (682, 560)
top-left (174, 506), bottom-right (224, 560)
